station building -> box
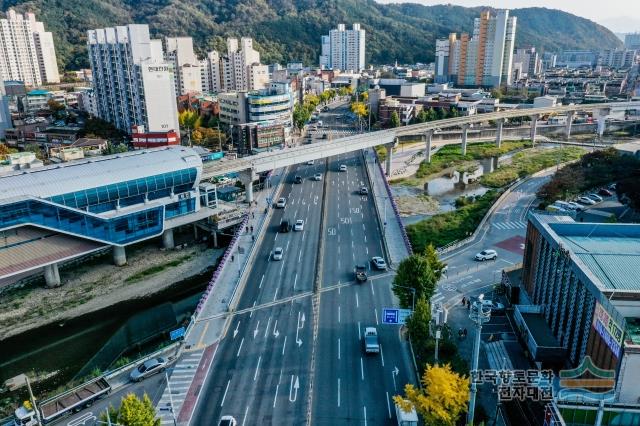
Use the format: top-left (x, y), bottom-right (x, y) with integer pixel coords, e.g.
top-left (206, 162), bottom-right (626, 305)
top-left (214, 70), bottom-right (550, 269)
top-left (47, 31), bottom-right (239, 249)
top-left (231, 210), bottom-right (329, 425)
top-left (0, 146), bottom-right (232, 287)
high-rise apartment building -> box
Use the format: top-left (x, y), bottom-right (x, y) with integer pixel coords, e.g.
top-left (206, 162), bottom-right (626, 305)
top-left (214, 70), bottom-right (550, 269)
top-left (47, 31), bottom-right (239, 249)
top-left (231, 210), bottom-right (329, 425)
top-left (598, 49), bottom-right (637, 69)
top-left (202, 37), bottom-right (268, 93)
top-left (165, 37), bottom-right (202, 95)
top-left (87, 24), bottom-right (180, 140)
top-left (0, 10), bottom-right (60, 86)
top-left (319, 23), bottom-right (365, 72)
top-left (512, 47), bottom-right (542, 79)
top-left (434, 10), bottom-right (516, 88)
top-left (624, 33), bottom-right (640, 50)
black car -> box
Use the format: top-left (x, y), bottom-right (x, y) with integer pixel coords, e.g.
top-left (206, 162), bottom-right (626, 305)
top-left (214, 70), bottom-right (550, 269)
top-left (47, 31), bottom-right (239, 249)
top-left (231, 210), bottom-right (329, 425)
top-left (294, 175), bottom-right (303, 184)
top-left (280, 220), bottom-right (291, 233)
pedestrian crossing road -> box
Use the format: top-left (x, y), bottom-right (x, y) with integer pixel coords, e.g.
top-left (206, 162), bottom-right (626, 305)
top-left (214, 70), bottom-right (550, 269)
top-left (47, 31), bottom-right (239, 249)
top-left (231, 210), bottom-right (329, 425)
top-left (156, 350), bottom-right (204, 425)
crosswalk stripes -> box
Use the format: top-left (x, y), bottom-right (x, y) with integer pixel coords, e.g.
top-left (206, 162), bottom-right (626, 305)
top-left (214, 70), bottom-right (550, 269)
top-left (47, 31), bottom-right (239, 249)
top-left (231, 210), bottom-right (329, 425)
top-left (156, 350), bottom-right (204, 425)
top-left (431, 292), bottom-right (445, 304)
top-left (491, 220), bottom-right (526, 230)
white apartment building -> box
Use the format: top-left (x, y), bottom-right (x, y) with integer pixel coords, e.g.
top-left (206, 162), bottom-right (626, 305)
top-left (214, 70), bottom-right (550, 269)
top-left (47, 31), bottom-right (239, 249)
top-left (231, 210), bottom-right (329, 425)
top-left (202, 37), bottom-right (268, 93)
top-left (512, 47), bottom-right (542, 79)
top-left (0, 10), bottom-right (60, 86)
top-left (625, 33), bottom-right (640, 50)
top-left (319, 23), bottom-right (366, 72)
top-left (165, 37), bottom-right (202, 95)
top-left (87, 24), bottom-right (179, 135)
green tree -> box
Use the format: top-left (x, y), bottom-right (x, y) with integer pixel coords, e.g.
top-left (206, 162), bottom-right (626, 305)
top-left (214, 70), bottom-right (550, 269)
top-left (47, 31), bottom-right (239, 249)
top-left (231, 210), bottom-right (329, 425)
top-left (424, 244), bottom-right (446, 281)
top-left (115, 393), bottom-right (160, 426)
top-left (392, 254), bottom-right (437, 308)
top-left (389, 111), bottom-right (401, 128)
top-left (103, 142), bottom-right (128, 154)
top-left (47, 99), bottom-right (66, 119)
top-left (394, 363), bottom-right (469, 426)
top-left (406, 295), bottom-right (431, 355)
top-left (293, 103), bottom-right (310, 131)
top-left (178, 110), bottom-right (201, 131)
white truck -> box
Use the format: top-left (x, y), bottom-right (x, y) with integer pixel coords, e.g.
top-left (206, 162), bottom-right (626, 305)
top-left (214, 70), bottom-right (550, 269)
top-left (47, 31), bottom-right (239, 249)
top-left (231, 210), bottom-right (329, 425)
top-left (363, 327), bottom-right (380, 354)
top-left (395, 400), bottom-right (419, 426)
top-left (10, 377), bottom-right (111, 425)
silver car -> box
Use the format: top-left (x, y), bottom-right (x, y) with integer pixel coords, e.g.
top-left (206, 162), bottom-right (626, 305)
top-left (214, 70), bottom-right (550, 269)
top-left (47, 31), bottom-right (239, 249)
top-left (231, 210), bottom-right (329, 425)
top-left (130, 357), bottom-right (167, 382)
top-left (272, 247), bottom-right (283, 261)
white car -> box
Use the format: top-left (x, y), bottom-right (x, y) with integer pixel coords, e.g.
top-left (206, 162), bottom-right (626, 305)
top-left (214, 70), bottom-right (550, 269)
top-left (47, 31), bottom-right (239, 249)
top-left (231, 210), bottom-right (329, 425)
top-left (566, 201), bottom-right (584, 211)
top-left (276, 197), bottom-right (286, 208)
top-left (475, 249), bottom-right (497, 261)
top-left (313, 173), bottom-right (322, 181)
top-left (307, 159), bottom-right (315, 165)
top-left (371, 256), bottom-right (387, 271)
top-left (272, 247), bottom-right (283, 261)
top-left (577, 196), bottom-right (596, 205)
top-left (339, 164), bottom-right (347, 172)
top-left (587, 193), bottom-right (603, 203)
top-left (294, 219), bottom-right (304, 231)
top-left (219, 416), bottom-right (237, 426)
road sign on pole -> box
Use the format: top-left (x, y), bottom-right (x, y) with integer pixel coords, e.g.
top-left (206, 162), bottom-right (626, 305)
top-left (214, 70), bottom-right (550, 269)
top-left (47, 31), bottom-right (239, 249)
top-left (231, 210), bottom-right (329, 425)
top-left (382, 308), bottom-right (413, 325)
top-left (170, 327), bottom-right (186, 341)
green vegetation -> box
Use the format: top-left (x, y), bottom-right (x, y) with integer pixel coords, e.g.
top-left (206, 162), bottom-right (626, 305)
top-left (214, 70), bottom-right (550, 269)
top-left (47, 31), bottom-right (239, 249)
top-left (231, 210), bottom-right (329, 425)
top-left (8, 1), bottom-right (620, 71)
top-left (480, 146), bottom-right (585, 188)
top-left (125, 255), bottom-right (193, 283)
top-left (537, 148), bottom-right (640, 208)
top-left (407, 190), bottom-right (500, 253)
top-left (102, 394), bottom-right (160, 426)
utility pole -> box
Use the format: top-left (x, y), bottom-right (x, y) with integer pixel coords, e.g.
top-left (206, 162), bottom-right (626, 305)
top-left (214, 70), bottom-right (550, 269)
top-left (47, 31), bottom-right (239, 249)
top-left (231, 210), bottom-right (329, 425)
top-left (467, 294), bottom-right (492, 426)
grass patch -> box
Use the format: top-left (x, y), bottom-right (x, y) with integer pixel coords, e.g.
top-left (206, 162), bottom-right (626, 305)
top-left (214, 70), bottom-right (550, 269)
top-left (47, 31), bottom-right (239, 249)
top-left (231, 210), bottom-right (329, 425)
top-left (480, 146), bottom-right (585, 188)
top-left (407, 190), bottom-right (501, 252)
top-left (125, 254), bottom-right (193, 283)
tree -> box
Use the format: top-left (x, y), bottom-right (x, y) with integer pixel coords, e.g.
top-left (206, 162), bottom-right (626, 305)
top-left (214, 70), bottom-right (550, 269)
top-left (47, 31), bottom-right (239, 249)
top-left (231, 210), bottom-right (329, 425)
top-left (389, 111), bottom-right (401, 128)
top-left (424, 244), bottom-right (446, 281)
top-left (406, 295), bottom-right (431, 355)
top-left (192, 126), bottom-right (225, 150)
top-left (293, 103), bottom-right (310, 131)
top-left (178, 109), bottom-right (201, 131)
top-left (114, 393), bottom-right (160, 426)
top-left (0, 142), bottom-right (13, 158)
top-left (351, 101), bottom-right (368, 120)
top-left (393, 254), bottom-right (437, 308)
top-left (394, 364), bottom-right (469, 426)
top-left (47, 99), bottom-right (66, 118)
top-left (103, 142), bottom-right (128, 155)
top-left (360, 91), bottom-right (369, 102)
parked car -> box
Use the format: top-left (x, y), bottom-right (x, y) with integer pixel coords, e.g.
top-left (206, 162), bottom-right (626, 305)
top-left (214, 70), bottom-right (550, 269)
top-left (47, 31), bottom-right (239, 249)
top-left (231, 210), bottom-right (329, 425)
top-left (359, 186), bottom-right (369, 195)
top-left (339, 164), bottom-right (347, 172)
top-left (294, 219), bottom-right (304, 231)
top-left (130, 357), bottom-right (167, 382)
top-left (587, 193), bottom-right (603, 203)
top-left (280, 220), bottom-right (291, 233)
top-left (272, 247), bottom-right (283, 261)
top-left (598, 188), bottom-right (613, 197)
top-left (480, 299), bottom-right (506, 314)
top-left (294, 175), bottom-right (303, 184)
top-left (474, 249), bottom-right (497, 261)
top-left (313, 173), bottom-right (322, 181)
top-left (276, 197), bottom-right (287, 208)
top-left (371, 256), bottom-right (388, 271)
top-left (566, 201), bottom-right (584, 211)
top-left (577, 196), bottom-right (597, 205)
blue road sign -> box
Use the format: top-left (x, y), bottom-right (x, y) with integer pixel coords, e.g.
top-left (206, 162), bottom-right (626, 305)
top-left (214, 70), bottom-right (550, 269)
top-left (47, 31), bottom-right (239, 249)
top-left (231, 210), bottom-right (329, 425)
top-left (170, 327), bottom-right (186, 341)
top-left (383, 308), bottom-right (399, 324)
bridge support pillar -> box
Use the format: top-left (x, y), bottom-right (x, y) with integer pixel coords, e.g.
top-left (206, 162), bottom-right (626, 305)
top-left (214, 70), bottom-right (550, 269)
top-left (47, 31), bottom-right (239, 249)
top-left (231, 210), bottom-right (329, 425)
top-left (565, 111), bottom-right (575, 139)
top-left (596, 108), bottom-right (610, 138)
top-left (163, 229), bottom-right (175, 249)
top-left (385, 139), bottom-right (397, 176)
top-left (113, 245), bottom-right (127, 266)
top-left (424, 130), bottom-right (433, 163)
top-left (461, 124), bottom-right (469, 155)
top-left (495, 118), bottom-right (504, 148)
top-left (212, 231), bottom-right (218, 248)
top-left (44, 263), bottom-right (60, 287)
top-left (530, 114), bottom-right (539, 146)
top-left (239, 168), bottom-right (257, 204)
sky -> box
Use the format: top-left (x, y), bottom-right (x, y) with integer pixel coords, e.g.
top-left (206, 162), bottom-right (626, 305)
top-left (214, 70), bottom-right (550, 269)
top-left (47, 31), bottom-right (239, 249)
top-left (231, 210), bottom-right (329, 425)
top-left (376, 0), bottom-right (640, 33)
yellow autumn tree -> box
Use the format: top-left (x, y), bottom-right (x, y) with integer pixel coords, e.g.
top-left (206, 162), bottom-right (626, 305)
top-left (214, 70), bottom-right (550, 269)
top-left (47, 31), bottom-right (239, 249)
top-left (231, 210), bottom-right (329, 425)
top-left (351, 101), bottom-right (368, 119)
top-left (116, 393), bottom-right (160, 426)
top-left (394, 363), bottom-right (469, 426)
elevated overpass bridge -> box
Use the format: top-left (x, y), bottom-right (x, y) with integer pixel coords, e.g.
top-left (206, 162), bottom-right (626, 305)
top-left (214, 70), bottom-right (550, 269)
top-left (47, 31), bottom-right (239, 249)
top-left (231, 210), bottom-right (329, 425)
top-left (203, 101), bottom-right (640, 202)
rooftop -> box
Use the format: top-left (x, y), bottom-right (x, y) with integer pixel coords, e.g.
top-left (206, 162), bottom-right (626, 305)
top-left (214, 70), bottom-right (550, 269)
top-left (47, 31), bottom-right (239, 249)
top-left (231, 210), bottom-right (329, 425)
top-left (27, 89), bottom-right (50, 96)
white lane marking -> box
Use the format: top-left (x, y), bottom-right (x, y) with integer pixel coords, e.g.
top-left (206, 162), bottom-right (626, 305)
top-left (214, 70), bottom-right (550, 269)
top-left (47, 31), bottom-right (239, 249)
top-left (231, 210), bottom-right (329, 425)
top-left (264, 317), bottom-right (271, 338)
top-left (299, 250), bottom-right (302, 262)
top-left (338, 378), bottom-right (341, 407)
top-left (338, 338), bottom-right (341, 360)
top-left (273, 383), bottom-right (279, 408)
top-left (360, 357), bottom-right (364, 381)
top-left (286, 240), bottom-right (290, 251)
top-left (282, 335), bottom-right (287, 355)
top-left (364, 406), bottom-right (367, 426)
top-left (241, 398), bottom-right (249, 425)
top-left (236, 337), bottom-right (244, 357)
top-left (221, 379), bottom-right (231, 407)
top-left (366, 246), bottom-right (368, 255)
top-left (250, 300), bottom-right (256, 317)
top-left (275, 232), bottom-right (278, 241)
top-left (386, 392), bottom-right (392, 419)
top-left (293, 273), bottom-right (298, 289)
top-left (254, 356), bottom-right (261, 381)
top-left (374, 308), bottom-right (379, 325)
top-left (338, 305), bottom-right (341, 323)
top-left (259, 274), bottom-right (265, 288)
top-left (253, 321), bottom-right (260, 339)
top-left (280, 260), bottom-right (285, 275)
top-left (358, 321), bottom-right (361, 340)
top-left (380, 343), bottom-right (385, 367)
top-left (356, 293), bottom-right (359, 308)
top-left (371, 283), bottom-right (375, 296)
top-left (273, 287), bottom-right (279, 301)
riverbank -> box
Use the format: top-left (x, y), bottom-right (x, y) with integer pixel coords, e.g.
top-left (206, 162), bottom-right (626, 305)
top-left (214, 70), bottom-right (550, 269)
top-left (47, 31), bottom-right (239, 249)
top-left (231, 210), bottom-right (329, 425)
top-left (0, 241), bottom-right (223, 341)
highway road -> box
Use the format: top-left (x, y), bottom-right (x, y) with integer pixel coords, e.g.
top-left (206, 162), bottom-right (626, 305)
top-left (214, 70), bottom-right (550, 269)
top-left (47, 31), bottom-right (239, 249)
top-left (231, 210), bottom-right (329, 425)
top-left (311, 151), bottom-right (416, 425)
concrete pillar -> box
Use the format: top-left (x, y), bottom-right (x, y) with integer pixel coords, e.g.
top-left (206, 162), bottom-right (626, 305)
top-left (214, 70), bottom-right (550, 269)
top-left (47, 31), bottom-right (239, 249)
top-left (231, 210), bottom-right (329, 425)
top-left (162, 228), bottom-right (175, 249)
top-left (43, 263), bottom-right (60, 287)
top-left (112, 245), bottom-right (127, 266)
top-left (424, 130), bottom-right (433, 163)
top-left (193, 224), bottom-right (199, 241)
top-left (530, 114), bottom-right (539, 146)
top-left (461, 124), bottom-right (469, 155)
top-left (385, 140), bottom-right (396, 176)
top-left (240, 168), bottom-right (256, 204)
top-left (596, 108), bottom-right (610, 138)
top-left (495, 118), bottom-right (504, 148)
top-left (565, 111), bottom-right (575, 139)
top-left (212, 231), bottom-right (218, 248)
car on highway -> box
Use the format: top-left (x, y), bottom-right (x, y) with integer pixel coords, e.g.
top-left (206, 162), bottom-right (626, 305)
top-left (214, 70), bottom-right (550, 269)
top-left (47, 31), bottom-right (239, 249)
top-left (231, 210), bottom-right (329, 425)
top-left (474, 249), bottom-right (497, 261)
top-left (371, 256), bottom-right (387, 271)
top-left (577, 196), bottom-right (597, 205)
top-left (276, 197), bottom-right (287, 208)
top-left (280, 220), bottom-right (291, 233)
top-left (587, 193), bottom-right (603, 203)
top-left (339, 164), bottom-right (347, 172)
top-left (355, 264), bottom-right (368, 282)
top-left (272, 247), bottom-right (283, 261)
top-left (218, 416), bottom-right (237, 426)
top-left (363, 327), bottom-right (380, 354)
top-left (313, 173), bottom-right (322, 181)
top-left (130, 357), bottom-right (167, 382)
top-left (359, 186), bottom-right (369, 195)
top-left (294, 175), bottom-right (303, 184)
top-left (307, 159), bottom-right (315, 165)
top-left (294, 219), bottom-right (304, 231)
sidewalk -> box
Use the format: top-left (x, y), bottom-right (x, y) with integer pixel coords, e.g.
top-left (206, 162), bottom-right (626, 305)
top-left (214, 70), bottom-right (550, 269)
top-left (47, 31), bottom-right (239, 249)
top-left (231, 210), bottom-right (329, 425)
top-left (363, 148), bottom-right (412, 265)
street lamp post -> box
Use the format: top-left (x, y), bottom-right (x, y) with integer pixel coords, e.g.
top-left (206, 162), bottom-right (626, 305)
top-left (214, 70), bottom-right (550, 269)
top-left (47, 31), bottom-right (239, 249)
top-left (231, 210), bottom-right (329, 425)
top-left (467, 294), bottom-right (492, 426)
top-left (165, 371), bottom-right (177, 426)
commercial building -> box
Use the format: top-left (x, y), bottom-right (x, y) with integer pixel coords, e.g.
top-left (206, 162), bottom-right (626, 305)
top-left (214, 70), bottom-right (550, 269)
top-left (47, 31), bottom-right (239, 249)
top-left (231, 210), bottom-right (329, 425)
top-left (203, 37), bottom-right (269, 93)
top-left (219, 82), bottom-right (293, 128)
top-left (87, 24), bottom-right (180, 138)
top-left (0, 147), bottom-right (222, 287)
top-left (165, 37), bottom-right (202, 95)
top-left (512, 47), bottom-right (542, 79)
top-left (434, 10), bottom-right (516, 88)
top-left (0, 10), bottom-right (60, 85)
top-left (319, 23), bottom-right (366, 72)
top-left (504, 214), bottom-right (640, 405)
top-left (231, 121), bottom-right (286, 154)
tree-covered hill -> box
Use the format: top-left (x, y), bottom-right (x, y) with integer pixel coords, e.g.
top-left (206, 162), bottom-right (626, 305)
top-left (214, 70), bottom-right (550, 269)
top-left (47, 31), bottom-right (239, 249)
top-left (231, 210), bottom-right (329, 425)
top-left (1, 0), bottom-right (622, 70)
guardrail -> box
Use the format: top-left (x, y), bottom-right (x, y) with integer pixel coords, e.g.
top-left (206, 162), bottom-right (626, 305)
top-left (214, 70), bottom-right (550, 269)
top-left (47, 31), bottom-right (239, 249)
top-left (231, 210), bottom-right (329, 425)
top-left (375, 158), bottom-right (413, 255)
